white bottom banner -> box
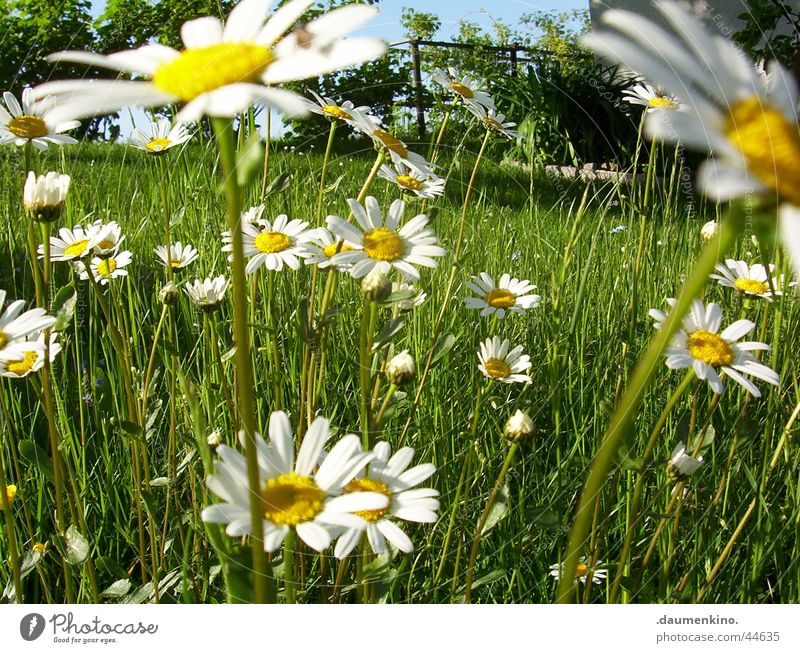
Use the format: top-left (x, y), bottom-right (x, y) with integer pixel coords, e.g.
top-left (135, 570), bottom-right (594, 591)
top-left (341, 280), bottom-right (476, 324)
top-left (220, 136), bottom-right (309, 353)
top-left (0, 604), bottom-right (797, 652)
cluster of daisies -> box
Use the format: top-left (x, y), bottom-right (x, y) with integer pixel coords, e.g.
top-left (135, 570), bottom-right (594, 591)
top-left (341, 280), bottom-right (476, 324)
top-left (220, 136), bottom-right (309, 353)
top-left (202, 411), bottom-right (438, 558)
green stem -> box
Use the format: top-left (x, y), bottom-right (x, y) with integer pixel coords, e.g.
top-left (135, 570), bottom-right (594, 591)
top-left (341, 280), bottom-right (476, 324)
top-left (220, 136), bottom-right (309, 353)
top-left (0, 438), bottom-right (23, 602)
top-left (316, 121), bottom-right (337, 221)
top-left (284, 528), bottom-right (296, 603)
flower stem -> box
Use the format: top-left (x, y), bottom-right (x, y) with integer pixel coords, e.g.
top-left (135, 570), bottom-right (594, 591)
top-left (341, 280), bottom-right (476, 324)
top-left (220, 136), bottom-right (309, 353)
top-left (316, 121), bottom-right (337, 221)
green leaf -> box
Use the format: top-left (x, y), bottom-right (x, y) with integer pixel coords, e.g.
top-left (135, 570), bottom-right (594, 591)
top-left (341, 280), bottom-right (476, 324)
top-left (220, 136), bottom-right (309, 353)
top-left (372, 317), bottom-right (404, 352)
top-left (64, 525), bottom-right (89, 565)
top-left (118, 420), bottom-right (143, 437)
top-left (18, 439), bottom-right (54, 483)
top-left (235, 133), bottom-right (264, 188)
top-left (430, 333), bottom-right (456, 366)
top-left (102, 578), bottom-right (132, 598)
top-left (262, 172), bottom-right (293, 198)
top-left (51, 284), bottom-right (77, 332)
top-left (481, 482), bottom-right (509, 536)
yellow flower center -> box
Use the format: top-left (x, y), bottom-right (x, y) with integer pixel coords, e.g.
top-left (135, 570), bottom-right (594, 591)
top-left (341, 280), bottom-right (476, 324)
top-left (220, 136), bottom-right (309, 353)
top-left (362, 227), bottom-right (405, 261)
top-left (483, 117), bottom-right (503, 130)
top-left (485, 288), bottom-right (516, 308)
top-left (323, 242), bottom-right (353, 258)
top-left (168, 258), bottom-right (184, 270)
top-left (687, 330), bottom-right (734, 367)
top-left (648, 96), bottom-right (678, 110)
top-left (484, 357), bottom-right (511, 379)
top-left (97, 258), bottom-right (117, 277)
top-left (254, 231), bottom-right (292, 254)
top-left (450, 82), bottom-right (474, 98)
top-left (344, 477), bottom-right (392, 522)
top-left (261, 472), bottom-right (325, 526)
top-left (725, 97), bottom-right (800, 205)
top-left (64, 239), bottom-right (89, 257)
top-left (575, 562), bottom-right (588, 577)
top-left (0, 330), bottom-right (7, 349)
top-left (145, 137), bottom-right (171, 153)
top-left (373, 129), bottom-right (408, 157)
top-left (396, 175), bottom-right (423, 191)
top-left (322, 104), bottom-right (352, 120)
top-left (32, 542), bottom-right (46, 555)
top-left (4, 484), bottom-right (16, 506)
top-left (6, 351), bottom-right (38, 376)
top-left (734, 277), bottom-right (770, 295)
top-left (8, 115), bottom-right (48, 139)
top-left (153, 44), bottom-right (274, 102)
top-left (95, 239), bottom-right (115, 251)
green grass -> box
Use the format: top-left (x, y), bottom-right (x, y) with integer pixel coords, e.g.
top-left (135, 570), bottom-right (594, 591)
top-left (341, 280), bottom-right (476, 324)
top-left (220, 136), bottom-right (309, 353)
top-left (0, 134), bottom-right (798, 604)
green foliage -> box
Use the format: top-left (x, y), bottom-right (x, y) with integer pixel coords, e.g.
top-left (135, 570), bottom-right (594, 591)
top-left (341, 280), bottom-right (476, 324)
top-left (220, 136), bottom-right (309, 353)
top-left (733, 1), bottom-right (800, 69)
top-left (400, 7), bottom-right (440, 41)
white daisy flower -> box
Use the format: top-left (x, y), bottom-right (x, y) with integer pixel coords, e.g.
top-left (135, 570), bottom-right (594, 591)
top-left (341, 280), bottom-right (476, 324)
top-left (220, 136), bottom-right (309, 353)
top-left (23, 171), bottom-right (70, 222)
top-left (155, 241), bottom-right (199, 271)
top-left (390, 281), bottom-right (427, 312)
top-left (667, 442), bottom-right (703, 479)
top-left (32, 0), bottom-right (386, 124)
top-left (303, 89), bottom-right (377, 125)
top-left (477, 336), bottom-right (532, 384)
top-left (349, 112), bottom-right (434, 175)
top-left (580, 1), bottom-right (800, 280)
top-left (129, 118), bottom-right (192, 154)
top-left (378, 162), bottom-right (445, 199)
top-left (201, 411), bottom-right (388, 553)
top-left (79, 251), bottom-right (133, 285)
top-left (0, 331), bottom-right (61, 379)
top-left (302, 227), bottom-right (356, 270)
top-left (42, 222), bottom-right (101, 262)
top-left (700, 220), bottom-right (720, 242)
top-left (184, 275), bottom-right (229, 311)
top-left (223, 213), bottom-right (314, 274)
top-left (91, 221), bottom-right (125, 257)
top-left (0, 290), bottom-right (56, 357)
top-left (333, 441), bottom-right (438, 559)
top-left (327, 197), bottom-right (446, 282)
top-left (621, 81), bottom-right (681, 112)
top-left (0, 88), bottom-right (79, 150)
top-left (464, 272), bottom-right (541, 319)
top-left (710, 259), bottom-right (790, 300)
top-left (465, 103), bottom-right (521, 140)
top-left (649, 298), bottom-right (780, 397)
top-left (549, 557), bottom-right (607, 585)
top-left (431, 67), bottom-right (495, 111)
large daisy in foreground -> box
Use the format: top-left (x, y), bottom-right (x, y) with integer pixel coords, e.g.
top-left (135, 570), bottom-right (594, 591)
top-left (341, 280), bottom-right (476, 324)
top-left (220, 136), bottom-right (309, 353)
top-left (201, 411), bottom-right (388, 552)
top-left (0, 291), bottom-right (56, 359)
top-left (649, 298), bottom-right (779, 397)
top-left (327, 197), bottom-right (446, 282)
top-left (32, 0), bottom-right (386, 123)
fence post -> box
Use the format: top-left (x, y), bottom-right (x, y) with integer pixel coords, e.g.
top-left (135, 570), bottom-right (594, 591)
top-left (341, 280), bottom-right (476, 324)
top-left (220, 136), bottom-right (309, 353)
top-left (510, 44), bottom-right (518, 77)
top-left (410, 38), bottom-right (426, 139)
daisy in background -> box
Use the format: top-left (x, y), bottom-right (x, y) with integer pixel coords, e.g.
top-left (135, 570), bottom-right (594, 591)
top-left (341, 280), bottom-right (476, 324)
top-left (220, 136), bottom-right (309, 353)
top-left (478, 336), bottom-right (532, 384)
top-left (464, 272), bottom-right (541, 319)
top-left (0, 290), bottom-right (56, 358)
top-left (91, 221), bottom-right (125, 257)
top-left (710, 259), bottom-right (791, 301)
top-left (378, 161), bottom-right (444, 199)
top-left (580, 1), bottom-right (800, 282)
top-left (32, 0), bottom-right (386, 124)
top-left (303, 89), bottom-right (378, 126)
top-left (302, 228), bottom-right (356, 270)
top-left (224, 212), bottom-right (314, 274)
top-left (549, 557), bottom-right (607, 586)
top-left (184, 275), bottom-right (229, 312)
top-left (0, 331), bottom-right (61, 379)
top-left (431, 67), bottom-right (495, 111)
top-left (621, 81), bottom-right (681, 112)
top-left (667, 442), bottom-right (703, 479)
top-left (155, 241), bottom-right (199, 271)
top-left (327, 196), bottom-right (446, 282)
top-left (0, 88), bottom-right (79, 150)
top-left (334, 442), bottom-right (438, 558)
top-left (350, 112), bottom-right (434, 176)
top-left (649, 298), bottom-right (779, 397)
top-left (201, 411), bottom-right (388, 553)
top-left (465, 103), bottom-right (521, 140)
top-left (391, 281), bottom-right (427, 312)
top-left (23, 171), bottom-right (70, 222)
top-left (78, 250), bottom-right (133, 285)
top-left (129, 118), bottom-right (192, 154)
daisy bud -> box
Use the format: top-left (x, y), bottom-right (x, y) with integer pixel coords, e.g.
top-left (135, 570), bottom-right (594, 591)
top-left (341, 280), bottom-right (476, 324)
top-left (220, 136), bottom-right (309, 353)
top-left (504, 410), bottom-right (535, 442)
top-left (700, 220), bottom-right (720, 242)
top-left (159, 281), bottom-right (179, 305)
top-left (23, 171), bottom-right (70, 223)
top-left (361, 261), bottom-right (391, 301)
top-left (386, 349), bottom-right (416, 385)
top-left (207, 429), bottom-right (222, 448)
top-left (667, 443), bottom-right (703, 479)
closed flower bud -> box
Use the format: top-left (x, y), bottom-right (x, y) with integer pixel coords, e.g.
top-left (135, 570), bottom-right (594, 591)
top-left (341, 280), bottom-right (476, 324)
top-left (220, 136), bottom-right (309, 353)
top-left (207, 429), bottom-right (222, 448)
top-left (504, 410), bottom-right (535, 442)
top-left (386, 349), bottom-right (416, 385)
top-left (159, 281), bottom-right (179, 305)
top-left (361, 261), bottom-right (391, 301)
top-left (667, 442), bottom-right (703, 479)
top-left (700, 220), bottom-right (720, 242)
top-left (24, 171), bottom-right (70, 222)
